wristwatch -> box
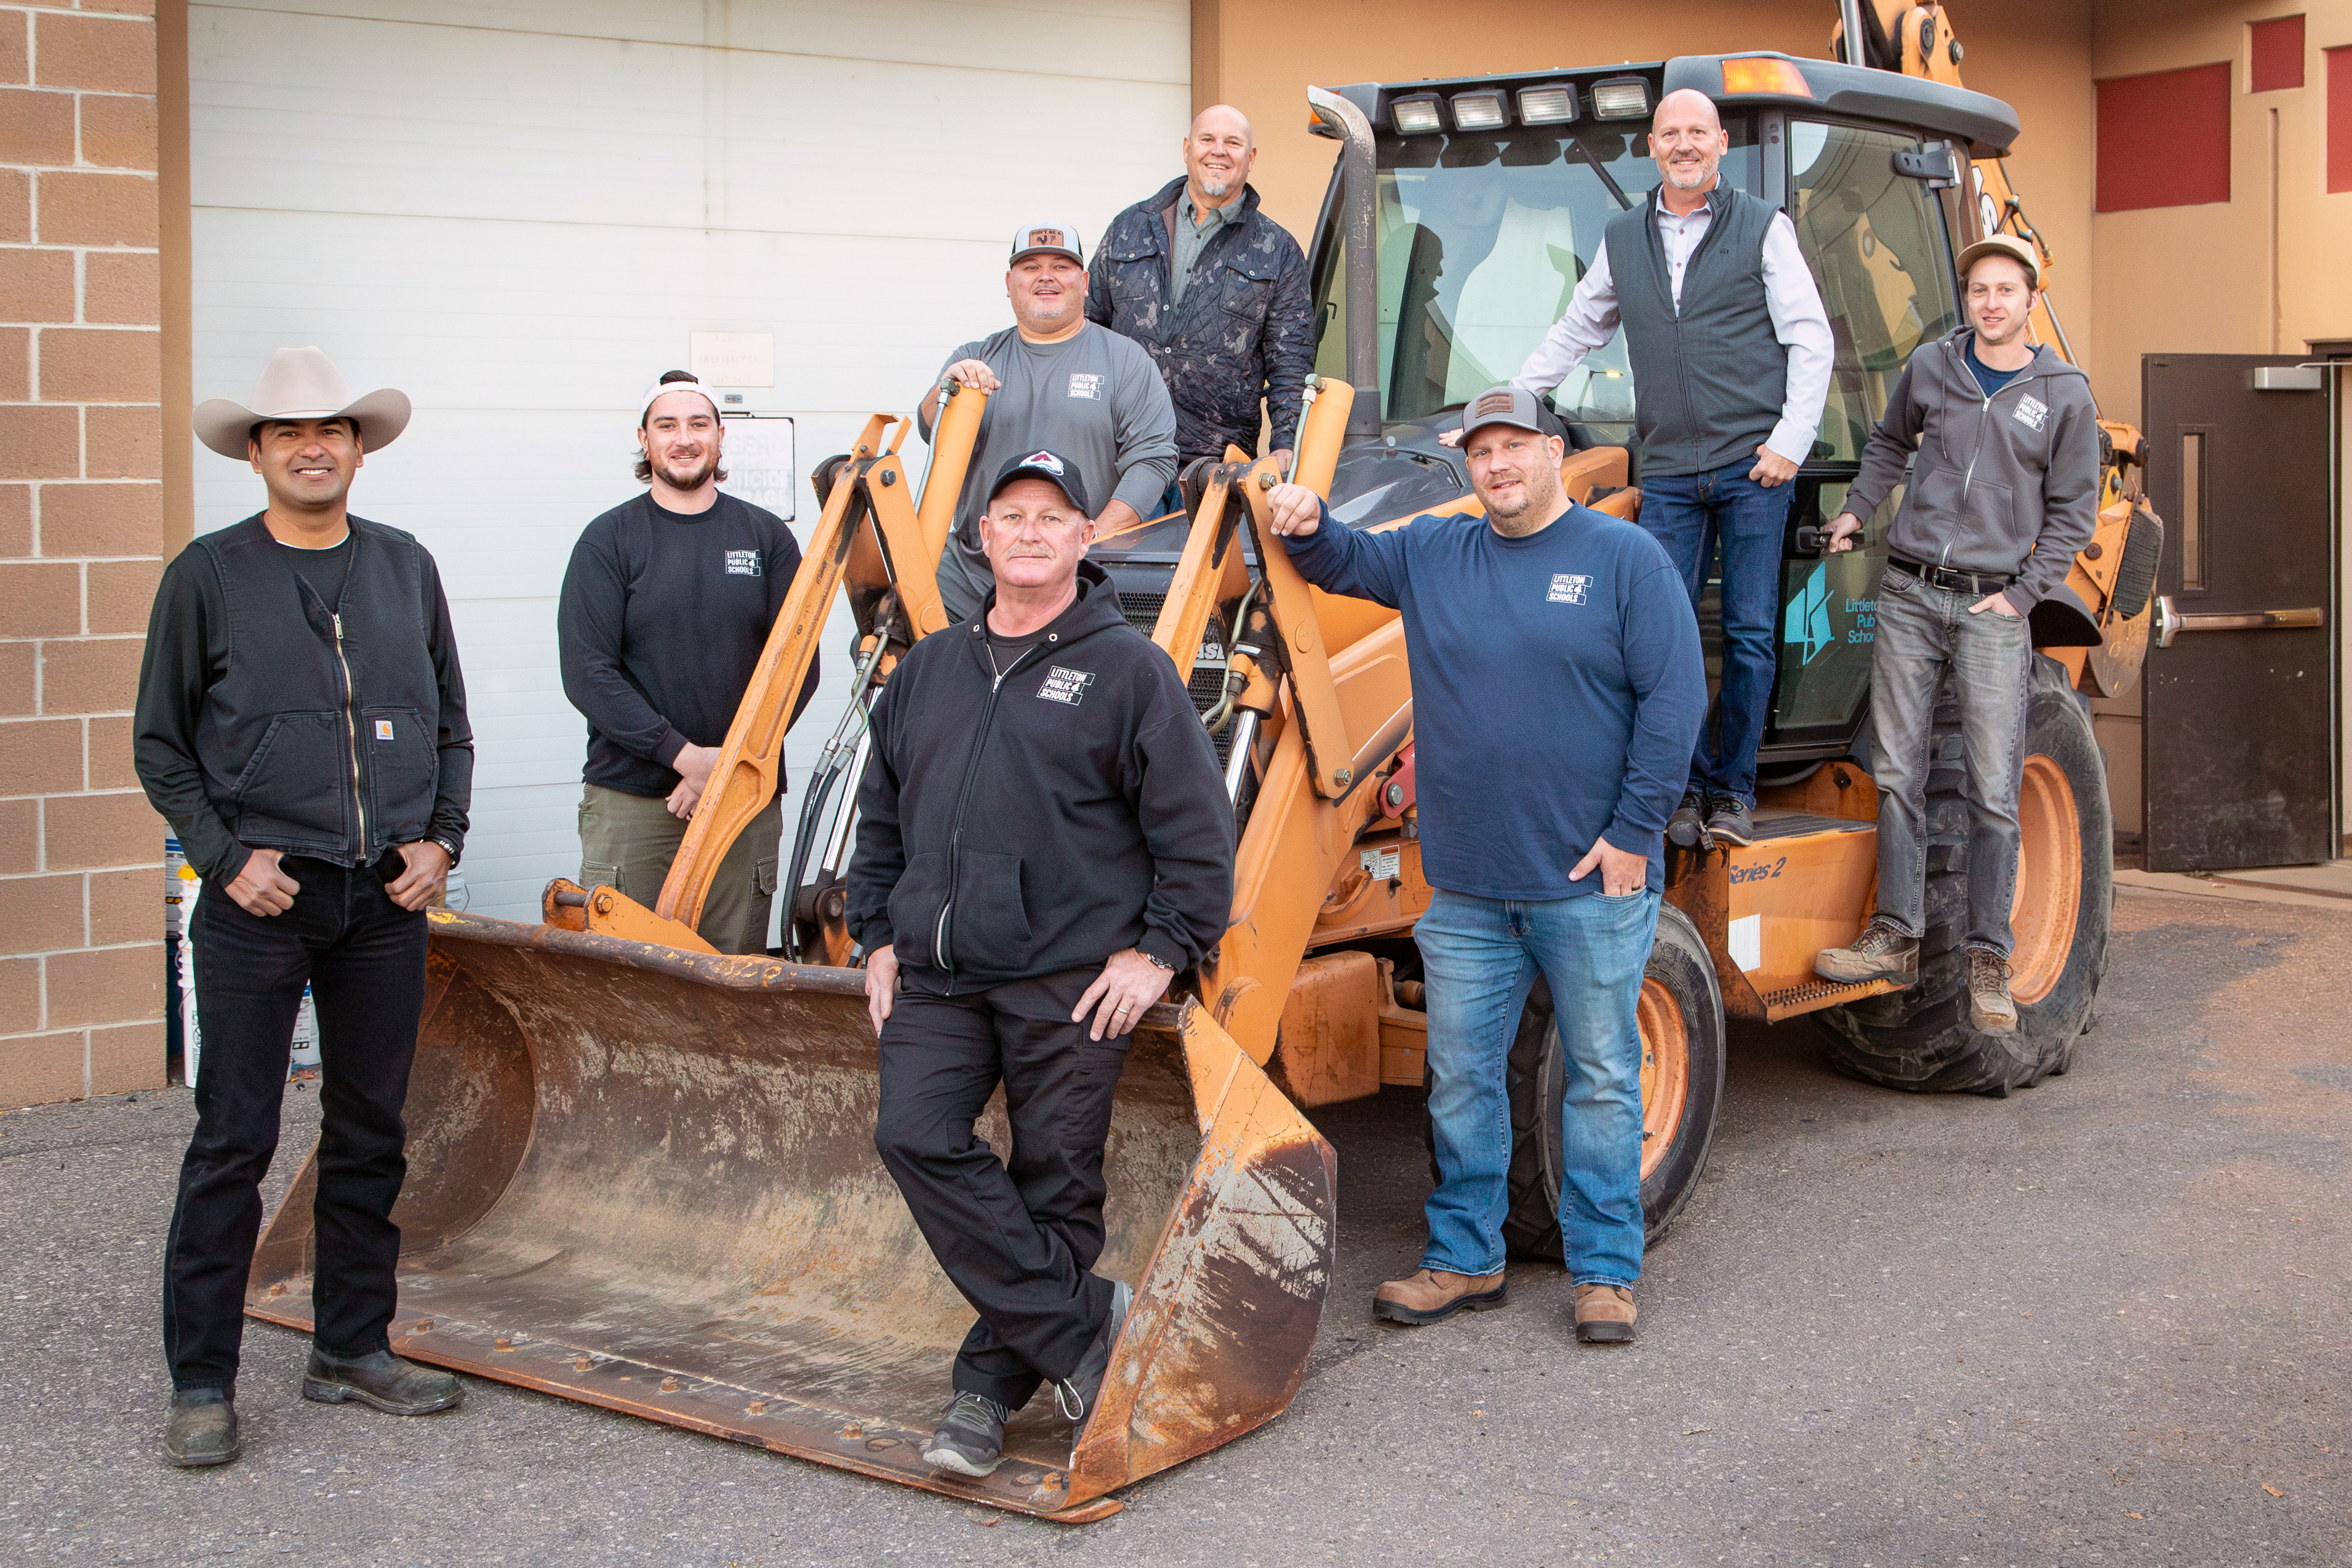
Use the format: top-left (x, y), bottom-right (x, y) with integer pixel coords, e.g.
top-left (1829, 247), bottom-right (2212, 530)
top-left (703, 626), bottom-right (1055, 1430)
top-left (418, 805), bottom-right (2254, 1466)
top-left (1140, 949), bottom-right (1176, 971)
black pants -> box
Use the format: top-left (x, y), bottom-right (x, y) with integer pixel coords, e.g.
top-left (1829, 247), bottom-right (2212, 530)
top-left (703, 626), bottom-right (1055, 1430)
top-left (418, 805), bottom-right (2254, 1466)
top-left (873, 965), bottom-right (1128, 1410)
top-left (164, 856), bottom-right (428, 1392)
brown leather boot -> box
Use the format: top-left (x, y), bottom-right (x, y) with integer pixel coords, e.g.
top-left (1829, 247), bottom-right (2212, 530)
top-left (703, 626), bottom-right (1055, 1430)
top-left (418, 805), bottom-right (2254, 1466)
top-left (1573, 1283), bottom-right (1638, 1344)
top-left (1372, 1267), bottom-right (1506, 1325)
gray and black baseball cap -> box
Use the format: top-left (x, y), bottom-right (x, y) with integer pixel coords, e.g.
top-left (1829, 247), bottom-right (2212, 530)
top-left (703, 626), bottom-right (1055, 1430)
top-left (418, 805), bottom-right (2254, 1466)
top-left (1009, 222), bottom-right (1084, 265)
top-left (1460, 384), bottom-right (1559, 444)
top-left (987, 448), bottom-right (1092, 518)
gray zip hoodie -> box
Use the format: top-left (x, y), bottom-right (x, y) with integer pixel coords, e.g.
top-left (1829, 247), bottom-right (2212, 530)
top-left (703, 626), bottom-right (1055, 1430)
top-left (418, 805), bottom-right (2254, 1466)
top-left (1846, 330), bottom-right (2100, 614)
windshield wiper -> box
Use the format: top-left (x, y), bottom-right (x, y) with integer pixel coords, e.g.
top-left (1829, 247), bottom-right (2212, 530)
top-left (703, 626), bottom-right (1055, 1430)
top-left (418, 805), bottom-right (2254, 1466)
top-left (1575, 143), bottom-right (1636, 210)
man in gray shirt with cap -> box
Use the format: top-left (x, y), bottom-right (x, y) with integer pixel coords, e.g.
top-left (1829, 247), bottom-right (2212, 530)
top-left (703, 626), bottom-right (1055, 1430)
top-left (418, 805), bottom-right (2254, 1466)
top-left (920, 221), bottom-right (1178, 624)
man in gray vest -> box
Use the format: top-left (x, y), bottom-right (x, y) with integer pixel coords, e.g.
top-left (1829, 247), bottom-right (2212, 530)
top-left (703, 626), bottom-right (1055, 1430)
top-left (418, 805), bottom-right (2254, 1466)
top-left (136, 348), bottom-right (474, 1468)
top-left (1464, 87), bottom-right (1832, 849)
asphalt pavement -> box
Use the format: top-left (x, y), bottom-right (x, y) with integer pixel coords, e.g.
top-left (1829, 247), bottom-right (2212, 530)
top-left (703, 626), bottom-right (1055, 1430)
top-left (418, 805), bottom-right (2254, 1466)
top-left (2, 885), bottom-right (2346, 1566)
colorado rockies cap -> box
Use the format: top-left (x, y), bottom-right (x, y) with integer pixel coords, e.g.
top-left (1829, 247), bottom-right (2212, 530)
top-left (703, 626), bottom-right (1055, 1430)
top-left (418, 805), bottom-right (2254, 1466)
top-left (1460, 383), bottom-right (1559, 443)
top-left (987, 448), bottom-right (1093, 518)
top-left (1009, 222), bottom-right (1084, 265)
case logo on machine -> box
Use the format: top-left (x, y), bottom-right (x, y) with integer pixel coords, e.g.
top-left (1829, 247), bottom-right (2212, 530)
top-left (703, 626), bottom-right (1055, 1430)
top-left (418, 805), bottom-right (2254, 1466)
top-left (725, 549), bottom-right (762, 576)
top-left (1547, 573), bottom-right (1590, 605)
top-left (1037, 666), bottom-right (1096, 705)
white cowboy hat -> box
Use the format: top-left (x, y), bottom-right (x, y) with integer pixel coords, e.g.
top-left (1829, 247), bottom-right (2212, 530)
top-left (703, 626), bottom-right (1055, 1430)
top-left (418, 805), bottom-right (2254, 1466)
top-left (192, 347), bottom-right (412, 460)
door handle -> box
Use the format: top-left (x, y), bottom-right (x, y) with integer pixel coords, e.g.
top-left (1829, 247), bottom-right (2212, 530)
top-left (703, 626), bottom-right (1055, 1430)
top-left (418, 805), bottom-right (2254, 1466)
top-left (2152, 595), bottom-right (2325, 649)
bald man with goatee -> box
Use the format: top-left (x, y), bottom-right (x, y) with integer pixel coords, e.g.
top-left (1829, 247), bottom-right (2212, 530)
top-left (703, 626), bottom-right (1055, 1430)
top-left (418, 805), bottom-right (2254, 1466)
top-left (1089, 105), bottom-right (1315, 484)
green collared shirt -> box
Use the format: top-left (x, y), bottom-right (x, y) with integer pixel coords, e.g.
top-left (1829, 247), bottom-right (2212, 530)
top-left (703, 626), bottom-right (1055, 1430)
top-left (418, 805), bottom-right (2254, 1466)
top-left (1169, 190), bottom-right (1241, 309)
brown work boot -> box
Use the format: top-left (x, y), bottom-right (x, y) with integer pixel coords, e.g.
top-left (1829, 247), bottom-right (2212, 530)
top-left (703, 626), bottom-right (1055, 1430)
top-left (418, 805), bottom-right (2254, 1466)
top-left (1372, 1267), bottom-right (1506, 1326)
top-left (1573, 1283), bottom-right (1638, 1344)
top-left (1814, 916), bottom-right (1919, 985)
top-left (1967, 947), bottom-right (2018, 1034)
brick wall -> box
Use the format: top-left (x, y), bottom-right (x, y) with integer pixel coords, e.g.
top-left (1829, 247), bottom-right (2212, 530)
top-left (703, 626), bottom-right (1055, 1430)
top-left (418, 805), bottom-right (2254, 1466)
top-left (0, 0), bottom-right (164, 1107)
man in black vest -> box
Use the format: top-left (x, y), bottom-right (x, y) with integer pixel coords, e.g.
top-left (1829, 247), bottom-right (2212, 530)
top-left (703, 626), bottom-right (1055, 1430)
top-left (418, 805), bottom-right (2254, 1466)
top-left (1459, 88), bottom-right (1832, 849)
top-left (135, 348), bottom-right (474, 1468)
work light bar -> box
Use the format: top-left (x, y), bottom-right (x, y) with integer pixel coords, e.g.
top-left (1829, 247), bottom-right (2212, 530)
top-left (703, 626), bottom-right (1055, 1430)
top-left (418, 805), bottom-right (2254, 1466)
top-left (1589, 77), bottom-right (1652, 120)
top-left (1517, 84), bottom-right (1579, 125)
top-left (1390, 93), bottom-right (1444, 134)
top-left (1450, 90), bottom-right (1508, 131)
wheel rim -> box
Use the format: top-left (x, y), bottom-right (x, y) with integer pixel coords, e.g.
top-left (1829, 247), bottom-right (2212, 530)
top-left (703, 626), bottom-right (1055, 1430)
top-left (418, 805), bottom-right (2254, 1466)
top-left (1637, 978), bottom-right (1690, 1181)
top-left (2009, 751), bottom-right (2082, 1007)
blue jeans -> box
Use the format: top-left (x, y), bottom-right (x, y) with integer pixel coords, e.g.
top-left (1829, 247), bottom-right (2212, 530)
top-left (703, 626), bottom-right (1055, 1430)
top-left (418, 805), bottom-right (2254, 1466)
top-left (1415, 887), bottom-right (1659, 1286)
top-left (1639, 460), bottom-right (1795, 806)
top-left (1868, 566), bottom-right (2033, 956)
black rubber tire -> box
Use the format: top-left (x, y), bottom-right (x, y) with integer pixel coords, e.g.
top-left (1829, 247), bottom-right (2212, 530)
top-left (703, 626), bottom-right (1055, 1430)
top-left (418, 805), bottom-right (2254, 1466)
top-left (1492, 903), bottom-right (1728, 1258)
top-left (1820, 653), bottom-right (2112, 1095)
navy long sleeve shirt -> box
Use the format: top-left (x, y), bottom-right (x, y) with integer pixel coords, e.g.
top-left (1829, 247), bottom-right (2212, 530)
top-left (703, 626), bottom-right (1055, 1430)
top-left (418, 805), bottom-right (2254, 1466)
top-left (1286, 500), bottom-right (1705, 898)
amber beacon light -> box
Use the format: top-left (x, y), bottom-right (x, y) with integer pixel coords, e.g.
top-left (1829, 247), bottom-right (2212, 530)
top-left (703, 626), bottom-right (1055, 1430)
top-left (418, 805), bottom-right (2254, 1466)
top-left (1719, 57), bottom-right (1815, 98)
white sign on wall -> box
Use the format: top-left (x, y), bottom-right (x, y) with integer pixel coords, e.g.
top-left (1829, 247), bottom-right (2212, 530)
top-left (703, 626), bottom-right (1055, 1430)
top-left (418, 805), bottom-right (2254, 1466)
top-left (721, 413), bottom-right (796, 521)
top-left (690, 330), bottom-right (775, 387)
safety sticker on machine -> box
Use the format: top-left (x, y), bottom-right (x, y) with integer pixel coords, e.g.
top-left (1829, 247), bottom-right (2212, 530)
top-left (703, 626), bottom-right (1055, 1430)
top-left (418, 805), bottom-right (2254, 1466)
top-left (1728, 914), bottom-right (1762, 973)
top-left (1360, 845), bottom-right (1401, 881)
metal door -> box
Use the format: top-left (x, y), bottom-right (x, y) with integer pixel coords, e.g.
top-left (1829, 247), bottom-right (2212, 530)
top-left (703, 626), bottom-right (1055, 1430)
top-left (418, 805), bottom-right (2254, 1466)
top-left (2142, 354), bottom-right (2334, 871)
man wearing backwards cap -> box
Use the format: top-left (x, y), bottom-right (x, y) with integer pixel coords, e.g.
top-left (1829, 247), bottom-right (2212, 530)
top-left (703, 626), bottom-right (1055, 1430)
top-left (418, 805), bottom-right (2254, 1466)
top-left (556, 370), bottom-right (817, 953)
top-left (1265, 386), bottom-right (1704, 1346)
top-left (136, 347), bottom-right (475, 1466)
top-left (848, 448), bottom-right (1230, 1477)
top-left (1814, 235), bottom-right (2098, 1037)
top-left (918, 223), bottom-right (1177, 623)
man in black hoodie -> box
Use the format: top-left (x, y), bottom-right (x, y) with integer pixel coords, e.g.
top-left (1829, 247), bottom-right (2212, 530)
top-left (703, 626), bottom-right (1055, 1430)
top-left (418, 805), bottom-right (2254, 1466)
top-left (847, 449), bottom-right (1232, 1478)
top-left (1813, 236), bottom-right (2099, 1033)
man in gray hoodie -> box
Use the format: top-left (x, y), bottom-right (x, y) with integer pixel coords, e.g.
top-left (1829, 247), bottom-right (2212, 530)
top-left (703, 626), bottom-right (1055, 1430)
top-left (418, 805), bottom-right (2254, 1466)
top-left (1812, 235), bottom-right (2098, 1033)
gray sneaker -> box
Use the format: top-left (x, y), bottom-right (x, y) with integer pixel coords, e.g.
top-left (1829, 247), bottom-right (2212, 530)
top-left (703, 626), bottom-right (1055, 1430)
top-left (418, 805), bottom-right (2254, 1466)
top-left (1703, 794), bottom-right (1755, 848)
top-left (1968, 947), bottom-right (2018, 1034)
top-left (1815, 917), bottom-right (1919, 985)
top-left (1666, 789), bottom-right (1708, 849)
top-left (922, 1390), bottom-right (1012, 1477)
top-left (1050, 1278), bottom-right (1134, 1430)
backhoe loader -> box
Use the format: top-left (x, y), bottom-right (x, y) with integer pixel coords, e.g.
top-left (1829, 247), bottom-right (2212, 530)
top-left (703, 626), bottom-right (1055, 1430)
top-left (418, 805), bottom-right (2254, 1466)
top-left (244, 0), bottom-right (2159, 1522)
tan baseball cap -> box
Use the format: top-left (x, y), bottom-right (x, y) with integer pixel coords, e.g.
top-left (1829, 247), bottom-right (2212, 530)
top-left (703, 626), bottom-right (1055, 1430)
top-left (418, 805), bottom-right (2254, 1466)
top-left (1956, 234), bottom-right (2040, 288)
top-left (1009, 222), bottom-right (1084, 265)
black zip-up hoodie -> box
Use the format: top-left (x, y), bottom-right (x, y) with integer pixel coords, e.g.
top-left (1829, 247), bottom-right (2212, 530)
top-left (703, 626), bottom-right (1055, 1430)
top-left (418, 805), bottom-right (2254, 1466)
top-left (1846, 329), bottom-right (2100, 614)
top-left (845, 564), bottom-right (1234, 995)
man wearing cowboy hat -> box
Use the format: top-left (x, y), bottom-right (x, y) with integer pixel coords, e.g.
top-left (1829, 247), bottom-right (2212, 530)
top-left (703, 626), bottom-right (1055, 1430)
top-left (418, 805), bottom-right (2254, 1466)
top-left (135, 347), bottom-right (475, 1468)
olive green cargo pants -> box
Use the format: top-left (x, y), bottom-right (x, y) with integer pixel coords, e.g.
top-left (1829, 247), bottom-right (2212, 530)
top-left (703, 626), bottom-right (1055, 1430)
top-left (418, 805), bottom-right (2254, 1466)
top-left (577, 784), bottom-right (783, 956)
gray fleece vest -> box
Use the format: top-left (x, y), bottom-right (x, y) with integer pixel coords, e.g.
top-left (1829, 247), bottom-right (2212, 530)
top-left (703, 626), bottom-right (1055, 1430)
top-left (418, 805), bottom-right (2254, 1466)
top-left (1606, 185), bottom-right (1787, 478)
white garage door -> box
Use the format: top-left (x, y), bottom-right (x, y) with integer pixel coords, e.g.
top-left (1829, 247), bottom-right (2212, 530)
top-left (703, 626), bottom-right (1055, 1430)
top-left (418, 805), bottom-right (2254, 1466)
top-left (189, 0), bottom-right (1191, 922)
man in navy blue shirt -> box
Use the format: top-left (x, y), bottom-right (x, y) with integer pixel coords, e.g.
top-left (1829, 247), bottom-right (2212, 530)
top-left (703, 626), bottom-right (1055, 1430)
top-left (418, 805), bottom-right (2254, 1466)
top-left (1265, 385), bottom-right (1704, 1345)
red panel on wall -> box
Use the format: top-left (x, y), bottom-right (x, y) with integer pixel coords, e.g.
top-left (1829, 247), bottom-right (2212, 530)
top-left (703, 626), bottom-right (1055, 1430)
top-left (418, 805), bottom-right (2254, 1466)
top-left (2251, 15), bottom-right (2306, 92)
top-left (2331, 47), bottom-right (2352, 193)
top-left (2096, 63), bottom-right (2232, 212)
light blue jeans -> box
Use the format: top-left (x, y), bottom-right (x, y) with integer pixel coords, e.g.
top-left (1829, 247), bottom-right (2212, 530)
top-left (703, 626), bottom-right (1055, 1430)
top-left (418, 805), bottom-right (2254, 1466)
top-left (1415, 886), bottom-right (1659, 1287)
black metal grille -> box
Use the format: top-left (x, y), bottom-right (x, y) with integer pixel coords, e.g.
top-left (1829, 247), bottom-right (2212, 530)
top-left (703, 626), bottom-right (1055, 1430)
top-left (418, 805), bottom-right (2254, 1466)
top-left (1116, 592), bottom-right (1165, 633)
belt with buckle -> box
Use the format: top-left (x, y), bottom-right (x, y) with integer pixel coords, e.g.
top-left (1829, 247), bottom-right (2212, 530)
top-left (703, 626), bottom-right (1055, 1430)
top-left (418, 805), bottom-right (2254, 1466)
top-left (1888, 555), bottom-right (2016, 595)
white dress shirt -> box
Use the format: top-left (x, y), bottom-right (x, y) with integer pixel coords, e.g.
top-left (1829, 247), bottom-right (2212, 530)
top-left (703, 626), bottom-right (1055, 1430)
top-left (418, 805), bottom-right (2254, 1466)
top-left (1512, 187), bottom-right (1835, 468)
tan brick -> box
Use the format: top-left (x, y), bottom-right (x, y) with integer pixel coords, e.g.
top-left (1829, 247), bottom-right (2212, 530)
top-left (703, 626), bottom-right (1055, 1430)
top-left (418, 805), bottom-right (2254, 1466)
top-left (85, 713), bottom-right (132, 788)
top-left (0, 717), bottom-right (79, 793)
top-left (0, 246), bottom-right (73, 322)
top-left (0, 641), bottom-right (31, 718)
top-left (0, 15), bottom-right (27, 90)
top-left (76, 91), bottom-right (152, 171)
top-left (40, 483), bottom-right (158, 554)
top-left (38, 634), bottom-right (139, 713)
top-left (46, 940), bottom-right (156, 1026)
top-left (83, 556), bottom-right (153, 632)
top-left (0, 324), bottom-right (27, 401)
top-left (0, 559), bottom-right (75, 635)
top-left (81, 248), bottom-right (154, 324)
top-left (0, 953), bottom-right (36, 1032)
top-left (42, 788), bottom-right (156, 867)
top-left (83, 404), bottom-right (156, 478)
top-left (0, 169), bottom-right (27, 245)
top-left (89, 1013), bottom-right (160, 1092)
top-left (0, 797), bottom-right (34, 872)
top-left (0, 1030), bottom-right (87, 1108)
top-left (87, 863), bottom-right (150, 945)
top-left (0, 484), bottom-right (25, 555)
top-left (38, 325), bottom-right (154, 401)
top-left (0, 404), bottom-right (78, 480)
top-left (35, 170), bottom-right (154, 247)
top-left (0, 87), bottom-right (73, 166)
top-left (0, 871), bottom-right (82, 952)
top-left (33, 14), bottom-right (154, 95)
top-left (80, 0), bottom-right (158, 16)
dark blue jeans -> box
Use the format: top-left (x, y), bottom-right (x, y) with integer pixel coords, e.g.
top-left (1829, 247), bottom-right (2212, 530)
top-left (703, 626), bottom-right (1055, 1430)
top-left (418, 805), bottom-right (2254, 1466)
top-left (1639, 460), bottom-right (1795, 807)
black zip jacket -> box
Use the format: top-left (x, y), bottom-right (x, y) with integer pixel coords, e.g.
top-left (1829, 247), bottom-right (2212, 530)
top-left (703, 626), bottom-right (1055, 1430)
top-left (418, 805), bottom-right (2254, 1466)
top-left (845, 566), bottom-right (1233, 994)
top-left (1086, 178), bottom-right (1316, 463)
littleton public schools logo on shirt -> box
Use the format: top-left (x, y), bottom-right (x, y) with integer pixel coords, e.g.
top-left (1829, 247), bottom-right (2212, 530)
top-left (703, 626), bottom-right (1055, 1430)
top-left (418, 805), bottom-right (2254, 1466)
top-left (724, 549), bottom-right (762, 576)
top-left (1067, 373), bottom-right (1103, 400)
top-left (1547, 573), bottom-right (1591, 605)
top-left (1037, 666), bottom-right (1095, 705)
top-left (2012, 393), bottom-right (2049, 432)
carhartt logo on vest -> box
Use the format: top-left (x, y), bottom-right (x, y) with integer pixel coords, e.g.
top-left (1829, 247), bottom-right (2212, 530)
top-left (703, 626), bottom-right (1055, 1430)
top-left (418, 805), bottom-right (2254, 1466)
top-left (1036, 666), bottom-right (1095, 705)
top-left (374, 719), bottom-right (395, 741)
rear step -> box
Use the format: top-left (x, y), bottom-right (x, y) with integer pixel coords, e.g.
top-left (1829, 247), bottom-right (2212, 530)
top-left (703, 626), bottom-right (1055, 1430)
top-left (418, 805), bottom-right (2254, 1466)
top-left (1697, 807), bottom-right (1894, 1023)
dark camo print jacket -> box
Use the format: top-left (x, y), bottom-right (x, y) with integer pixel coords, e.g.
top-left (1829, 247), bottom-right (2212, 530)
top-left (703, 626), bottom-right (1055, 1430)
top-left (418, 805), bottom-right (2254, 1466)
top-left (1085, 178), bottom-right (1316, 463)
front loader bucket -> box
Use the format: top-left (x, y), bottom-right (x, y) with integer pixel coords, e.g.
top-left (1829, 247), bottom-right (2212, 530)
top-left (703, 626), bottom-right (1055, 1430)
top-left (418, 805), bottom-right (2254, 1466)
top-left (246, 911), bottom-right (1335, 1521)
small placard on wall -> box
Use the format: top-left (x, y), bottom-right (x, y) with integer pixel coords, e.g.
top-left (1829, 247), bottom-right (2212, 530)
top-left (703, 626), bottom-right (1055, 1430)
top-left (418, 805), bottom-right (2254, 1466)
top-left (690, 331), bottom-right (775, 387)
top-left (721, 414), bottom-right (795, 521)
